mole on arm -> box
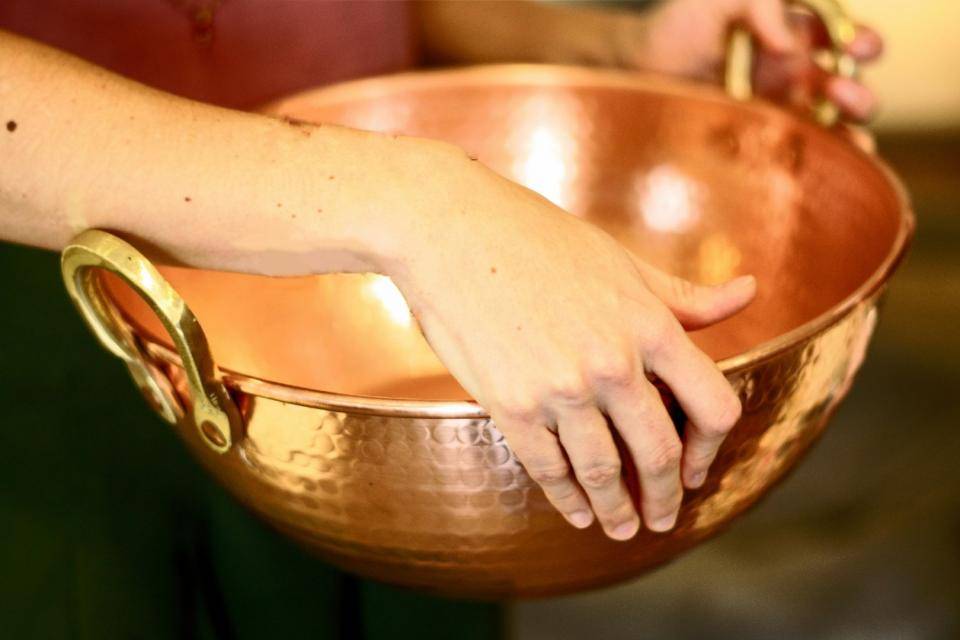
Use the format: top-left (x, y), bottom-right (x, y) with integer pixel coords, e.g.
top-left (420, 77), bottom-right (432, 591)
top-left (281, 116), bottom-right (313, 136)
top-left (6, 120), bottom-right (17, 132)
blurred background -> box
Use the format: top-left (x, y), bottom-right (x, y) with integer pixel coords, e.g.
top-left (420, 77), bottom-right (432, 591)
top-left (516, 1), bottom-right (960, 638)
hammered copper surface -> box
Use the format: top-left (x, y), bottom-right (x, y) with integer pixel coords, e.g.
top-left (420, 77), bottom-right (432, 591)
top-left (97, 66), bottom-right (912, 598)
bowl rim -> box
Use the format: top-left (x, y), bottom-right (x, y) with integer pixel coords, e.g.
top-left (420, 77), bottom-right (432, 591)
top-left (138, 64), bottom-right (915, 419)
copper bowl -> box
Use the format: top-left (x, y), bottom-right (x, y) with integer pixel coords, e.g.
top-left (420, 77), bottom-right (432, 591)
top-left (61, 58), bottom-right (912, 597)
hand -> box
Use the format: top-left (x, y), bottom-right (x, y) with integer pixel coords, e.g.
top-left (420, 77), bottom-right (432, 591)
top-left (388, 150), bottom-right (755, 539)
top-left (619, 0), bottom-right (883, 121)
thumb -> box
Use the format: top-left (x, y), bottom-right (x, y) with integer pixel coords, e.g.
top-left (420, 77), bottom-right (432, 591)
top-left (838, 122), bottom-right (877, 154)
top-left (633, 259), bottom-right (757, 330)
top-left (745, 0), bottom-right (797, 55)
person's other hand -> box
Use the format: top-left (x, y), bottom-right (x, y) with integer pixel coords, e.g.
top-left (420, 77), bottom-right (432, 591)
top-left (389, 149), bottom-right (756, 539)
top-left (619, 0), bottom-right (883, 121)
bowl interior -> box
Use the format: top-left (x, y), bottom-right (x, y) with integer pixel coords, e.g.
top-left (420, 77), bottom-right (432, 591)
top-left (106, 68), bottom-right (906, 401)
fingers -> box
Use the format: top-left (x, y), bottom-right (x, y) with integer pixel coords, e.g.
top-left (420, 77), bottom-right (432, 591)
top-left (804, 20), bottom-right (881, 122)
top-left (847, 25), bottom-right (883, 61)
top-left (837, 123), bottom-right (877, 154)
top-left (632, 260), bottom-right (757, 330)
top-left (800, 61), bottom-right (877, 123)
top-left (556, 406), bottom-right (640, 540)
top-left (826, 76), bottom-right (878, 122)
top-left (628, 262), bottom-right (747, 489)
top-left (764, 12), bottom-right (881, 123)
top-left (642, 316), bottom-right (741, 490)
top-left (791, 12), bottom-right (883, 62)
top-left (603, 379), bottom-right (684, 532)
top-left (745, 0), bottom-right (797, 55)
top-left (503, 419), bottom-right (595, 530)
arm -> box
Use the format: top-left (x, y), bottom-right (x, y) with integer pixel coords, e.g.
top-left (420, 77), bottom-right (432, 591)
top-left (0, 28), bottom-right (452, 276)
top-left (1, 29), bottom-right (755, 540)
top-left (416, 0), bottom-right (883, 122)
top-left (415, 0), bottom-right (630, 67)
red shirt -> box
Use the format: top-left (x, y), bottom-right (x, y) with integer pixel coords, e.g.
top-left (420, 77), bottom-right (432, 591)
top-left (0, 0), bottom-right (419, 108)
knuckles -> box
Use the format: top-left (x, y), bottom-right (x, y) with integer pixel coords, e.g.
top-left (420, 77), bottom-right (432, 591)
top-left (546, 370), bottom-right (590, 404)
top-left (584, 351), bottom-right (635, 388)
top-left (576, 461), bottom-right (622, 489)
top-left (639, 310), bottom-right (683, 357)
top-left (493, 395), bottom-right (542, 424)
top-left (668, 274), bottom-right (700, 306)
top-left (641, 439), bottom-right (683, 478)
top-left (554, 348), bottom-right (638, 401)
top-left (683, 447), bottom-right (716, 469)
top-left (527, 463), bottom-right (572, 486)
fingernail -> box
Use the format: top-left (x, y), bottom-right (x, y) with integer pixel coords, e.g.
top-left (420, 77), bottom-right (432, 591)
top-left (736, 274), bottom-right (757, 291)
top-left (611, 519), bottom-right (639, 540)
top-left (848, 29), bottom-right (882, 59)
top-left (729, 275), bottom-right (757, 299)
top-left (689, 471), bottom-right (706, 488)
top-left (568, 510), bottom-right (593, 529)
top-left (830, 78), bottom-right (861, 104)
top-left (648, 512), bottom-right (678, 533)
top-left (848, 36), bottom-right (872, 58)
top-left (828, 78), bottom-right (876, 121)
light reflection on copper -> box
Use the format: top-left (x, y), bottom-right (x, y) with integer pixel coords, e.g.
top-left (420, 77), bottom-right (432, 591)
top-left (518, 125), bottom-right (568, 207)
top-left (509, 93), bottom-right (579, 210)
top-left (637, 164), bottom-right (703, 234)
top-left (365, 275), bottom-right (412, 328)
top-left (697, 233), bottom-right (742, 285)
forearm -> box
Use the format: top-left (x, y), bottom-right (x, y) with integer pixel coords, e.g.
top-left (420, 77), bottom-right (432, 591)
top-left (0, 29), bottom-right (458, 276)
top-left (415, 0), bottom-right (647, 67)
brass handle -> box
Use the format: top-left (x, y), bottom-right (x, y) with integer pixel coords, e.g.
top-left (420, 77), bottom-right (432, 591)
top-left (61, 230), bottom-right (240, 453)
top-left (725, 0), bottom-right (858, 126)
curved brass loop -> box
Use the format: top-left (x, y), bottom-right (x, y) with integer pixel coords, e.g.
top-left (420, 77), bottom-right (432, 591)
top-left (725, 0), bottom-right (858, 127)
top-left (61, 230), bottom-right (241, 453)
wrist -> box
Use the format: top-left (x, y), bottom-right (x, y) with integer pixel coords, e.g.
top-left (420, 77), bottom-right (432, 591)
top-left (298, 128), bottom-right (473, 279)
top-left (619, 4), bottom-right (717, 81)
